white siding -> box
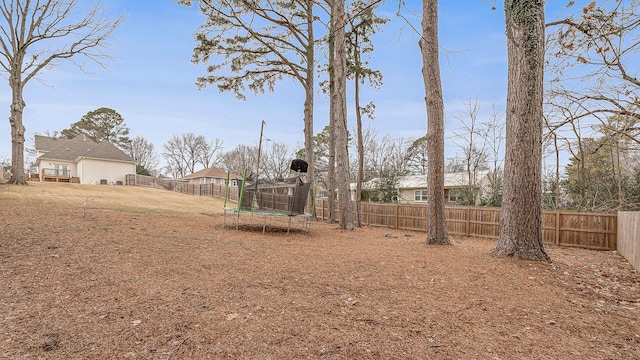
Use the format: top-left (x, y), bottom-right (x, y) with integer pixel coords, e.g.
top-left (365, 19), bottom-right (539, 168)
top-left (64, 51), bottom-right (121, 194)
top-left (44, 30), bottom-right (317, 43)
top-left (77, 158), bottom-right (135, 184)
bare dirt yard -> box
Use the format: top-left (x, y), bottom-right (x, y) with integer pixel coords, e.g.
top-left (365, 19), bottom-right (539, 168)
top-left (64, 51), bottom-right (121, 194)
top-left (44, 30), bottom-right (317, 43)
top-left (1, 183), bottom-right (639, 359)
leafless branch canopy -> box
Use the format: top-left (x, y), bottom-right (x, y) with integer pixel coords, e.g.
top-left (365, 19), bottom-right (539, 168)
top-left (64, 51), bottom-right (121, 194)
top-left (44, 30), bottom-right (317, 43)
top-left (181, 0), bottom-right (314, 99)
top-left (0, 0), bottom-right (125, 86)
top-left (546, 0), bottom-right (640, 144)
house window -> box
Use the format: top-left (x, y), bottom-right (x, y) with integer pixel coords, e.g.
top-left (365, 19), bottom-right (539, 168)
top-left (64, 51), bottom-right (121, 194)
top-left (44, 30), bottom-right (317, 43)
top-left (232, 179), bottom-right (238, 187)
top-left (414, 190), bottom-right (428, 202)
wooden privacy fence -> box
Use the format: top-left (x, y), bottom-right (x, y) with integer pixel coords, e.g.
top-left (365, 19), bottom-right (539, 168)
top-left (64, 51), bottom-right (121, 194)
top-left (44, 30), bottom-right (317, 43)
top-left (125, 174), bottom-right (239, 202)
top-left (124, 175), bottom-right (618, 251)
top-left (617, 212), bottom-right (640, 271)
top-left (315, 199), bottom-right (617, 250)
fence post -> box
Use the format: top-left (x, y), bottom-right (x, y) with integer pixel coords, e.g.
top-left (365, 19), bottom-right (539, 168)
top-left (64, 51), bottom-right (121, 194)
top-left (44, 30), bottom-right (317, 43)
top-left (466, 207), bottom-right (471, 236)
top-left (395, 203), bottom-right (399, 229)
top-left (365, 202), bottom-right (369, 226)
top-left (426, 205), bottom-right (428, 232)
top-left (555, 211), bottom-right (560, 245)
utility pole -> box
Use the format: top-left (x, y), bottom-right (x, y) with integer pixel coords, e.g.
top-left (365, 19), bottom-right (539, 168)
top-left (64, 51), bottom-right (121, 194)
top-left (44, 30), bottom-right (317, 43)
top-left (254, 120), bottom-right (266, 207)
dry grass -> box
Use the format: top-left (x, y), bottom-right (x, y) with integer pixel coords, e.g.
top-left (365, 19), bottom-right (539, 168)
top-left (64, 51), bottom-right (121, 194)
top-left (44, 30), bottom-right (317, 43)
top-left (0, 181), bottom-right (224, 215)
top-left (1, 182), bottom-right (639, 359)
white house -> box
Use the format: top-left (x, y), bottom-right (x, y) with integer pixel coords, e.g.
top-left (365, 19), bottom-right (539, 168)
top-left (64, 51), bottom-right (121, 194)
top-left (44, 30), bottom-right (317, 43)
top-left (397, 171), bottom-right (493, 204)
top-left (351, 170), bottom-right (493, 204)
top-left (35, 135), bottom-right (136, 184)
top-left (181, 166), bottom-right (242, 187)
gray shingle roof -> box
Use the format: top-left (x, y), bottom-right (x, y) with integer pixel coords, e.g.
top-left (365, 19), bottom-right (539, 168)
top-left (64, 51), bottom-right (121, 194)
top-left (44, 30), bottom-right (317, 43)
top-left (88, 140), bottom-right (137, 163)
top-left (182, 166), bottom-right (241, 180)
top-left (398, 171), bottom-right (491, 189)
top-left (351, 171), bottom-right (492, 191)
top-left (34, 135), bottom-right (70, 152)
top-left (36, 135), bottom-right (135, 163)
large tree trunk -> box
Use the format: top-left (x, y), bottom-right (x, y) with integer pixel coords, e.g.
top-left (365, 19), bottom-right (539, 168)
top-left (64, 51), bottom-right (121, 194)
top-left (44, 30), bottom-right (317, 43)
top-left (9, 71), bottom-right (28, 185)
top-left (494, 0), bottom-right (549, 261)
top-left (327, 3), bottom-right (336, 224)
top-left (303, 0), bottom-right (315, 214)
top-left (328, 93), bottom-right (336, 223)
top-left (420, 0), bottom-right (449, 244)
top-left (333, 0), bottom-right (353, 230)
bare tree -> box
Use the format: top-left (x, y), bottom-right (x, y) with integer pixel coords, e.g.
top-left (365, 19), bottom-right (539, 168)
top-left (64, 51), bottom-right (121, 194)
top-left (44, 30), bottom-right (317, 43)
top-left (198, 138), bottom-right (224, 169)
top-left (221, 144), bottom-right (259, 180)
top-left (445, 158), bottom-right (466, 173)
top-left (261, 141), bottom-right (295, 182)
top-left (451, 98), bottom-right (490, 205)
top-left (546, 0), bottom-right (640, 144)
top-left (0, 0), bottom-right (124, 185)
top-left (420, 0), bottom-right (449, 245)
top-left (484, 103), bottom-right (505, 176)
top-left (363, 133), bottom-right (413, 177)
top-left (544, 1), bottom-right (640, 205)
top-left (494, 0), bottom-right (549, 261)
top-left (595, 115), bottom-right (640, 209)
top-left (562, 116), bottom-right (640, 211)
top-left (162, 133), bottom-right (213, 178)
top-left (126, 136), bottom-right (160, 176)
top-left (359, 126), bottom-right (384, 178)
top-left (481, 103), bottom-right (505, 207)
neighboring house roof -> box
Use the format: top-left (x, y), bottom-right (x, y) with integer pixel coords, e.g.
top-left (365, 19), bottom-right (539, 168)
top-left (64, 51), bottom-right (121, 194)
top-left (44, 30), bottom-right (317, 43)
top-left (182, 166), bottom-right (242, 180)
top-left (36, 135), bottom-right (135, 164)
top-left (443, 170), bottom-right (492, 188)
top-left (34, 135), bottom-right (71, 153)
top-left (350, 178), bottom-right (381, 191)
top-left (400, 171), bottom-right (492, 189)
top-left (398, 175), bottom-right (427, 189)
top-left (351, 171), bottom-right (492, 191)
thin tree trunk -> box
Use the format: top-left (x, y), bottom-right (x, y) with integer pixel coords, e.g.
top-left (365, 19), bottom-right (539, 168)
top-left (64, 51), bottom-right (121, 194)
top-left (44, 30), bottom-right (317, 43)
top-left (615, 139), bottom-right (622, 209)
top-left (554, 131), bottom-right (560, 209)
top-left (333, 0), bottom-right (353, 230)
top-left (571, 120), bottom-right (586, 208)
top-left (354, 33), bottom-right (363, 227)
top-left (420, 0), bottom-right (449, 244)
top-left (494, 0), bottom-right (549, 261)
top-left (304, 0), bottom-right (315, 214)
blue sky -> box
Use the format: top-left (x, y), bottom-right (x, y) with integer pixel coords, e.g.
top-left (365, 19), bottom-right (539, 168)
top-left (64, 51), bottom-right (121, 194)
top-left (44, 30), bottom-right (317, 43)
top-left (0, 0), bottom-right (573, 170)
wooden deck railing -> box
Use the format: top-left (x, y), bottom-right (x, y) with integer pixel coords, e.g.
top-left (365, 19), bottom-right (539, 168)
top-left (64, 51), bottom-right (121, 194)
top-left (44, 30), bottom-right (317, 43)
top-left (41, 168), bottom-right (72, 182)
